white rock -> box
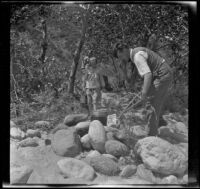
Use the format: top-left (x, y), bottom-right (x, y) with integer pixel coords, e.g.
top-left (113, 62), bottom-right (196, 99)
top-left (135, 137), bottom-right (188, 176)
top-left (10, 120), bottom-right (16, 128)
top-left (162, 175), bottom-right (179, 184)
top-left (81, 134), bottom-right (91, 149)
top-left (10, 165), bottom-right (33, 184)
top-left (57, 158), bottom-right (96, 181)
top-left (88, 120), bottom-right (106, 153)
top-left (10, 127), bottom-right (26, 140)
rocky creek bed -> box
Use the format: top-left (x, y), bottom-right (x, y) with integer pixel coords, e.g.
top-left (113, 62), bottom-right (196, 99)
top-left (10, 92), bottom-right (188, 186)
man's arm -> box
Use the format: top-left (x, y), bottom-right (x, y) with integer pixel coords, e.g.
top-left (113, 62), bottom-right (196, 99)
top-left (142, 72), bottom-right (152, 100)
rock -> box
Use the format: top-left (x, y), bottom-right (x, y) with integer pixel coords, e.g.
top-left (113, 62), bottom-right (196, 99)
top-left (81, 134), bottom-right (91, 149)
top-left (51, 127), bottom-right (82, 157)
top-left (10, 127), bottom-right (26, 140)
top-left (35, 121), bottom-right (50, 127)
top-left (75, 121), bottom-right (90, 136)
top-left (50, 123), bottom-right (68, 134)
top-left (161, 175), bottom-right (179, 184)
top-left (102, 154), bottom-right (118, 162)
top-left (89, 155), bottom-right (120, 176)
top-left (88, 120), bottom-right (106, 153)
top-left (113, 129), bottom-right (127, 142)
top-left (106, 132), bottom-right (115, 140)
top-left (105, 140), bottom-right (129, 157)
top-left (10, 120), bottom-right (16, 128)
top-left (120, 165), bottom-right (137, 178)
top-left (134, 136), bottom-right (188, 176)
top-left (41, 131), bottom-right (48, 139)
top-left (158, 122), bottom-right (188, 143)
top-left (128, 125), bottom-right (148, 139)
top-left (175, 143), bottom-right (188, 157)
top-left (182, 174), bottom-right (188, 184)
top-left (18, 137), bottom-right (39, 148)
top-left (86, 150), bottom-right (101, 158)
top-left (64, 113), bottom-right (88, 126)
top-left (104, 126), bottom-right (119, 133)
top-left (45, 138), bottom-right (51, 145)
top-left (26, 129), bottom-right (41, 138)
top-left (118, 156), bottom-right (136, 167)
top-left (57, 158), bottom-right (96, 181)
top-left (91, 109), bottom-right (108, 125)
top-left (10, 165), bottom-right (33, 184)
top-left (136, 164), bottom-right (156, 183)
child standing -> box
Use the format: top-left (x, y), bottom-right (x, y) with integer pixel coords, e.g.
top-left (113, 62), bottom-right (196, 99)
top-left (82, 57), bottom-right (104, 116)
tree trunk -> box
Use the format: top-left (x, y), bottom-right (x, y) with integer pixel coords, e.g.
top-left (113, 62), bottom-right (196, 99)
top-left (39, 19), bottom-right (48, 76)
top-left (68, 6), bottom-right (91, 94)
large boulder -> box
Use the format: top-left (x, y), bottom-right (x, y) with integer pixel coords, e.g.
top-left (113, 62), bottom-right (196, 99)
top-left (18, 137), bottom-right (39, 148)
top-left (10, 165), bottom-right (33, 184)
top-left (57, 158), bottom-right (96, 181)
top-left (80, 134), bottom-right (91, 149)
top-left (105, 140), bottom-right (129, 157)
top-left (88, 120), bottom-right (106, 153)
top-left (135, 136), bottom-right (188, 176)
top-left (51, 127), bottom-right (82, 157)
top-left (63, 114), bottom-right (88, 126)
top-left (88, 155), bottom-right (120, 176)
top-left (26, 129), bottom-right (41, 138)
top-left (136, 164), bottom-right (156, 184)
top-left (10, 127), bottom-right (26, 140)
top-left (158, 122), bottom-right (188, 143)
top-left (120, 164), bottom-right (137, 178)
top-left (75, 121), bottom-right (90, 136)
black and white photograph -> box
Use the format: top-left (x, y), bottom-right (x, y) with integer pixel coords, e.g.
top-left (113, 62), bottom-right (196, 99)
top-left (4, 0), bottom-right (199, 187)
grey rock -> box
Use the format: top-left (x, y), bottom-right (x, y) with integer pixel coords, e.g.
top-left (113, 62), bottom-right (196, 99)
top-left (105, 140), bottom-right (129, 157)
top-left (18, 137), bottom-right (39, 148)
top-left (64, 114), bottom-right (88, 126)
top-left (10, 165), bottom-right (33, 184)
top-left (135, 136), bottom-right (188, 176)
top-left (51, 127), bottom-right (82, 157)
top-left (57, 158), bottom-right (96, 181)
top-left (120, 165), bottom-right (137, 178)
top-left (89, 155), bottom-right (120, 176)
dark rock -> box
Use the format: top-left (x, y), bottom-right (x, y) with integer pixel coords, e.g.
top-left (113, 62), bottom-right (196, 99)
top-left (89, 155), bottom-right (120, 176)
top-left (64, 114), bottom-right (88, 126)
top-left (91, 109), bottom-right (108, 125)
top-left (105, 140), bottom-right (129, 157)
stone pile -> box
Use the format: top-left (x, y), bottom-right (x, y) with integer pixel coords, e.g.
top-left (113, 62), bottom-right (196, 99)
top-left (10, 107), bottom-right (188, 185)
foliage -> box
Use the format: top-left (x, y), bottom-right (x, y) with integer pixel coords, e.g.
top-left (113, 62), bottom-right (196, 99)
top-left (10, 3), bottom-right (188, 131)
